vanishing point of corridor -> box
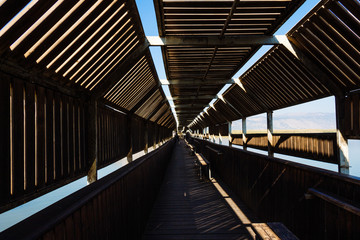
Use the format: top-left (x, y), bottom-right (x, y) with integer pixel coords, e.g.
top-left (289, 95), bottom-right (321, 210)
top-left (143, 140), bottom-right (252, 240)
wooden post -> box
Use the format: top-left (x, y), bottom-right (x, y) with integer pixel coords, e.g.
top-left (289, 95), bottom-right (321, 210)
top-left (228, 122), bottom-right (232, 147)
top-left (336, 96), bottom-right (349, 174)
top-left (267, 111), bottom-right (274, 157)
top-left (242, 118), bottom-right (247, 150)
top-left (153, 126), bottom-right (157, 149)
top-left (144, 121), bottom-right (148, 154)
top-left (127, 114), bottom-right (133, 163)
top-left (86, 99), bottom-right (97, 184)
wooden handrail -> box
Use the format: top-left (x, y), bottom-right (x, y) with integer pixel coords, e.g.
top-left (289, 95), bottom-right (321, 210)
top-left (308, 188), bottom-right (360, 217)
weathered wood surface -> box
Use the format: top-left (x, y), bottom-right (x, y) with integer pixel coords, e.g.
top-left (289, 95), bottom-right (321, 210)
top-left (143, 141), bottom-right (252, 240)
top-left (189, 137), bottom-right (360, 240)
top-left (231, 131), bottom-right (337, 163)
top-left (344, 90), bottom-right (360, 139)
top-left (0, 140), bottom-right (175, 240)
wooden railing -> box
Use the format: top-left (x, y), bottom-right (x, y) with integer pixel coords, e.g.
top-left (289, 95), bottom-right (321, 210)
top-left (231, 131), bottom-right (337, 163)
top-left (0, 76), bottom-right (89, 213)
top-left (0, 140), bottom-right (175, 240)
top-left (188, 137), bottom-right (360, 240)
top-left (0, 78), bottom-right (173, 213)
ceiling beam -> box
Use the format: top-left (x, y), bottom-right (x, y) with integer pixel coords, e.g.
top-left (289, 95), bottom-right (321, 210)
top-left (93, 41), bottom-right (150, 99)
top-left (278, 35), bottom-right (344, 97)
top-left (173, 103), bottom-right (207, 108)
top-left (160, 78), bottom-right (234, 85)
top-left (168, 95), bottom-right (215, 101)
top-left (147, 35), bottom-right (284, 47)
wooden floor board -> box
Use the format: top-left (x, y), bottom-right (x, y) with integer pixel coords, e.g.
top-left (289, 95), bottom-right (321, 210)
top-left (142, 140), bottom-right (252, 240)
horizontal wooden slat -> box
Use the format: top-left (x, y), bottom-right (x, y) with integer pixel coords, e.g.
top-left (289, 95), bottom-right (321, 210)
top-left (231, 132), bottom-right (337, 163)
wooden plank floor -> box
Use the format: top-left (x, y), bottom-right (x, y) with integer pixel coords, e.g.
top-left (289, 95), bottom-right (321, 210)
top-left (142, 140), bottom-right (252, 240)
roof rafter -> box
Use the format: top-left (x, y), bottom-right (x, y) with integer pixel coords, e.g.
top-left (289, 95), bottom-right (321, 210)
top-left (147, 35), bottom-right (285, 47)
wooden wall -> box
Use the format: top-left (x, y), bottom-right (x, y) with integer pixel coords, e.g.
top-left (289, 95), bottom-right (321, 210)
top-left (0, 140), bottom-right (175, 240)
top-left (344, 91), bottom-right (360, 139)
top-left (231, 132), bottom-right (337, 163)
top-left (189, 137), bottom-right (360, 240)
top-left (0, 74), bottom-right (88, 213)
top-left (209, 123), bottom-right (229, 136)
top-left (0, 73), bottom-right (173, 213)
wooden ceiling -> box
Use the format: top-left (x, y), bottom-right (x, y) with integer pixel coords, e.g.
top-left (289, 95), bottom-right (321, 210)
top-left (153, 0), bottom-right (306, 128)
top-left (190, 0), bottom-right (360, 130)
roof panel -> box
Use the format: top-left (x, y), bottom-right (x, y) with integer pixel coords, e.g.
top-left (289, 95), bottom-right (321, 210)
top-left (288, 0), bottom-right (360, 92)
top-left (0, 1), bottom-right (174, 128)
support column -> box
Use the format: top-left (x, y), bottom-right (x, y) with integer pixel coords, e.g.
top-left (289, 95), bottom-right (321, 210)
top-left (86, 99), bottom-right (97, 184)
top-left (127, 114), bottom-right (133, 163)
top-left (153, 126), bottom-right (157, 149)
top-left (242, 118), bottom-right (247, 150)
top-left (336, 96), bottom-right (349, 174)
top-left (144, 121), bottom-right (148, 154)
top-left (219, 133), bottom-right (222, 145)
top-left (267, 111), bottom-right (274, 157)
top-left (228, 122), bottom-right (232, 147)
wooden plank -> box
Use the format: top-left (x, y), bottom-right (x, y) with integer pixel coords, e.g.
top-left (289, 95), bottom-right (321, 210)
top-left (46, 89), bottom-right (54, 184)
top-left (25, 82), bottom-right (36, 193)
top-left (308, 188), bottom-right (360, 217)
top-left (65, 215), bottom-right (75, 240)
top-left (353, 93), bottom-right (359, 136)
top-left (12, 79), bottom-right (25, 198)
top-left (74, 100), bottom-right (80, 174)
top-left (252, 223), bottom-right (280, 240)
top-left (0, 0), bottom-right (59, 54)
top-left (62, 95), bottom-right (69, 177)
top-left (36, 86), bottom-right (46, 188)
top-left (68, 97), bottom-right (74, 177)
top-left (0, 75), bottom-right (11, 206)
top-left (0, 1), bottom-right (29, 29)
top-left (54, 92), bottom-right (62, 180)
top-left (143, 141), bottom-right (251, 239)
top-left (80, 105), bottom-right (87, 173)
top-left (267, 222), bottom-right (299, 240)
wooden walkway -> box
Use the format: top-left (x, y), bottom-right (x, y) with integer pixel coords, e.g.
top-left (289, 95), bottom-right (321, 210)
top-left (143, 140), bottom-right (252, 240)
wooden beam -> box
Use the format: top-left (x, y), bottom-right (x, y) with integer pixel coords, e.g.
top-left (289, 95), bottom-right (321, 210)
top-left (220, 0), bottom-right (239, 37)
top-left (146, 101), bottom-right (165, 121)
top-left (242, 118), bottom-right (247, 151)
top-left (278, 36), bottom-right (344, 97)
top-left (228, 122), bottom-right (232, 147)
top-left (93, 41), bottom-right (150, 99)
top-left (147, 35), bottom-right (284, 47)
top-left (335, 96), bottom-right (349, 174)
top-left (174, 103), bottom-right (206, 108)
top-left (0, 58), bottom-right (82, 98)
top-left (86, 98), bottom-right (98, 184)
top-left (144, 121), bottom-right (149, 154)
top-left (234, 79), bottom-right (269, 111)
top-left (218, 95), bottom-right (243, 118)
top-left (160, 78), bottom-right (235, 85)
top-left (267, 111), bottom-right (274, 157)
top-left (127, 113), bottom-right (133, 163)
top-left (129, 84), bottom-right (160, 113)
top-left (168, 95), bottom-right (215, 100)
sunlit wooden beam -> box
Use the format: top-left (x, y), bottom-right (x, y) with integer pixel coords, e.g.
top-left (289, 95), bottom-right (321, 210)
top-left (147, 35), bottom-right (284, 47)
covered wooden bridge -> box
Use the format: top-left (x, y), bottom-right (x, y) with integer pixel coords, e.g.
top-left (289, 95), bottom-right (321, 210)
top-left (0, 0), bottom-right (360, 239)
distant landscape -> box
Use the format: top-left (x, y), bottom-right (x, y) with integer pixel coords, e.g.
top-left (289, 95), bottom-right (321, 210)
top-left (232, 112), bottom-right (336, 131)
